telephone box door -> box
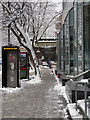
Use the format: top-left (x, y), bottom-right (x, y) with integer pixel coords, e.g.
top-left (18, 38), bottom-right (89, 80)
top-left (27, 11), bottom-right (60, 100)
top-left (7, 51), bottom-right (17, 87)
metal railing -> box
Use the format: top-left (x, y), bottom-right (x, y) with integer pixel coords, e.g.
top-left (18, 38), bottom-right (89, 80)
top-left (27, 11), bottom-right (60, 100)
top-left (73, 69), bottom-right (90, 80)
top-left (71, 69), bottom-right (90, 118)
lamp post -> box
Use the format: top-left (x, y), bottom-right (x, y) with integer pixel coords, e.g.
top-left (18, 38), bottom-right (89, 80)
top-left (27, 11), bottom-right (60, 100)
top-left (8, 2), bottom-right (11, 45)
top-left (8, 24), bottom-right (11, 45)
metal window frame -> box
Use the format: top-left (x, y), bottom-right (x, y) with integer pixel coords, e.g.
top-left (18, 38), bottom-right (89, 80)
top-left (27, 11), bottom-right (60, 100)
top-left (73, 1), bottom-right (78, 75)
top-left (69, 8), bottom-right (74, 74)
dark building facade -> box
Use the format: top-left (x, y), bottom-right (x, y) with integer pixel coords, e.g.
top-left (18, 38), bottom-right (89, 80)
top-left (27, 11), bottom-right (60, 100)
top-left (35, 39), bottom-right (57, 63)
top-left (57, 0), bottom-right (90, 78)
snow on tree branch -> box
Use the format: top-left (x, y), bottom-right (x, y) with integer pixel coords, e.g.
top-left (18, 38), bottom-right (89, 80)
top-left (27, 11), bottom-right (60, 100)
top-left (1, 1), bottom-right (62, 77)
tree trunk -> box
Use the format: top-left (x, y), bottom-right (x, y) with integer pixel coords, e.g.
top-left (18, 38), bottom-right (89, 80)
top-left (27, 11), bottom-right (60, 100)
top-left (12, 23), bottom-right (41, 78)
top-left (29, 51), bottom-right (37, 75)
top-left (30, 46), bottom-right (41, 77)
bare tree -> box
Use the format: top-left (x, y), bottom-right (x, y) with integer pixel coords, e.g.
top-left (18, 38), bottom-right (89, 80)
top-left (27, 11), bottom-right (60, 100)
top-left (1, 1), bottom-right (61, 79)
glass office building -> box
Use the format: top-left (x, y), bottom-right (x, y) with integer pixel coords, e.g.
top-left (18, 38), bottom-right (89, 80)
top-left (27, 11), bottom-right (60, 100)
top-left (57, 0), bottom-right (90, 78)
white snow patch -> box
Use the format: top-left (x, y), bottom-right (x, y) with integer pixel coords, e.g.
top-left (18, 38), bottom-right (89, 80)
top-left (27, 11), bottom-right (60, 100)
top-left (54, 74), bottom-right (57, 80)
top-left (67, 103), bottom-right (83, 119)
top-left (29, 68), bottom-right (34, 73)
top-left (54, 84), bottom-right (61, 91)
top-left (0, 71), bottom-right (2, 75)
top-left (63, 107), bottom-right (69, 118)
top-left (41, 66), bottom-right (49, 69)
top-left (0, 87), bottom-right (21, 93)
top-left (79, 79), bottom-right (89, 84)
top-left (54, 74), bottom-right (69, 104)
top-left (50, 72), bottom-right (54, 75)
top-left (57, 100), bottom-right (61, 104)
top-left (77, 99), bottom-right (90, 118)
top-left (1, 75), bottom-right (42, 93)
top-left (25, 75), bottom-right (42, 84)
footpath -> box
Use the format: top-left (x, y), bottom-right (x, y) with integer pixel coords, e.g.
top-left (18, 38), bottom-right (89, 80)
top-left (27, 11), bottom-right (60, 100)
top-left (1, 67), bottom-right (90, 120)
top-left (1, 68), bottom-right (69, 119)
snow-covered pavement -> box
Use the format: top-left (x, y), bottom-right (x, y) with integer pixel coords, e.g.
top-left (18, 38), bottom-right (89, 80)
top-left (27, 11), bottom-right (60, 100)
top-left (1, 67), bottom-right (90, 119)
top-left (2, 68), bottom-right (69, 119)
top-left (0, 75), bottom-right (42, 94)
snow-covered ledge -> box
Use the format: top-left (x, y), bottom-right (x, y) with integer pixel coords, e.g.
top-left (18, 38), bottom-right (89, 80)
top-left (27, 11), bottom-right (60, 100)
top-left (67, 103), bottom-right (83, 120)
top-left (77, 79), bottom-right (89, 84)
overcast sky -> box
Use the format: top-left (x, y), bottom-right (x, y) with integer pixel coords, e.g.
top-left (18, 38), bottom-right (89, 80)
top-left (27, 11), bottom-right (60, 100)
top-left (49, 0), bottom-right (62, 12)
top-left (50, 0), bottom-right (62, 3)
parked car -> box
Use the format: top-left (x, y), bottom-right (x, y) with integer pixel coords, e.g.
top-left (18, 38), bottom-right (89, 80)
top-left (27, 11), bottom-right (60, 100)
top-left (42, 61), bottom-right (48, 66)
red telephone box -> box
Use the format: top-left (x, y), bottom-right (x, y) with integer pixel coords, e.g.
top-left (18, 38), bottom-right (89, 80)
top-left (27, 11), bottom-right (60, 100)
top-left (20, 49), bottom-right (29, 79)
top-left (2, 46), bottom-right (20, 88)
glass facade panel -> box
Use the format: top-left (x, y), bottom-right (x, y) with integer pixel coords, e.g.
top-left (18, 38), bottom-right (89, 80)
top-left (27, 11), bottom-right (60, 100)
top-left (61, 28), bottom-right (64, 72)
top-left (66, 15), bottom-right (70, 74)
top-left (83, 5), bottom-right (90, 78)
top-left (77, 2), bottom-right (83, 74)
top-left (64, 15), bottom-right (69, 74)
top-left (73, 1), bottom-right (78, 75)
top-left (63, 24), bottom-right (65, 72)
top-left (57, 32), bottom-right (61, 70)
top-left (84, 0), bottom-right (90, 2)
top-left (60, 1), bottom-right (90, 77)
top-left (69, 8), bottom-right (74, 74)
top-left (69, 9), bottom-right (74, 26)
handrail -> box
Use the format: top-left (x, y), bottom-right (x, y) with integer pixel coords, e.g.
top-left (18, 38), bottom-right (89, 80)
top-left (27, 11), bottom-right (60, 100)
top-left (74, 69), bottom-right (90, 79)
top-left (70, 69), bottom-right (90, 80)
top-left (72, 69), bottom-right (90, 118)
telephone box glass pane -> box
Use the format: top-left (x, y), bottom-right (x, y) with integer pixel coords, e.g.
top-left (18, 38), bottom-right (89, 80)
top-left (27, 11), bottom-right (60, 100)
top-left (20, 70), bottom-right (27, 78)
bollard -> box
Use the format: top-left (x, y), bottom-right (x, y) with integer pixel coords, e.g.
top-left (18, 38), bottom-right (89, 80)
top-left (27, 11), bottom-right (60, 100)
top-left (75, 82), bottom-right (77, 111)
top-left (57, 74), bottom-right (60, 85)
top-left (85, 83), bottom-right (87, 119)
top-left (50, 65), bottom-right (54, 75)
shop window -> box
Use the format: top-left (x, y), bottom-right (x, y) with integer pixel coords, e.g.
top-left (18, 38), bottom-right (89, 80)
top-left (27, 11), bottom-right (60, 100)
top-left (70, 60), bottom-right (73, 67)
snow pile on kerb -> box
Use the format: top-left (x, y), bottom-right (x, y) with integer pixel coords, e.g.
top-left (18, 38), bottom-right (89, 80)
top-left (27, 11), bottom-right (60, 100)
top-left (0, 87), bottom-right (21, 93)
top-left (67, 103), bottom-right (83, 119)
top-left (29, 68), bottom-right (35, 73)
top-left (1, 75), bottom-right (42, 93)
top-left (26, 75), bottom-right (42, 84)
top-left (54, 74), bottom-right (69, 104)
